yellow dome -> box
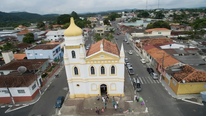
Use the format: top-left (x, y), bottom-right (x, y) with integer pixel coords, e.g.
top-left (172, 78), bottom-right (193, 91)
top-left (64, 17), bottom-right (83, 37)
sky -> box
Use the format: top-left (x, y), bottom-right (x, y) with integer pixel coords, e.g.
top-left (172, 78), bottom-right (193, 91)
top-left (0, 0), bottom-right (205, 14)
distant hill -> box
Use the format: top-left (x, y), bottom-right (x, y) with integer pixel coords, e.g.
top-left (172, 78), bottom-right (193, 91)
top-left (0, 11), bottom-right (58, 27)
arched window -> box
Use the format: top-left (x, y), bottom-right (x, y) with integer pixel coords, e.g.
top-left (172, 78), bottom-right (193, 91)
top-left (111, 66), bottom-right (115, 74)
top-left (101, 66), bottom-right (105, 74)
top-left (91, 66), bottom-right (95, 75)
top-left (74, 67), bottom-right (78, 75)
top-left (72, 51), bottom-right (76, 58)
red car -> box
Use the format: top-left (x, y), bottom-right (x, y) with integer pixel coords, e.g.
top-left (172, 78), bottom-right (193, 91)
top-left (117, 33), bottom-right (120, 35)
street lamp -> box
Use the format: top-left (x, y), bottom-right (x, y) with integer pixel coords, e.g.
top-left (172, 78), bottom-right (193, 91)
top-left (4, 80), bottom-right (15, 105)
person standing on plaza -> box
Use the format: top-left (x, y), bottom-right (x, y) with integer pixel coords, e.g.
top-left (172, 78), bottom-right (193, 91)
top-left (113, 101), bottom-right (115, 107)
top-left (103, 97), bottom-right (105, 103)
top-left (119, 108), bottom-right (121, 113)
top-left (102, 107), bottom-right (104, 113)
top-left (105, 103), bottom-right (107, 109)
top-left (112, 96), bottom-right (114, 102)
top-left (115, 104), bottom-right (117, 111)
top-left (97, 94), bottom-right (100, 101)
top-left (102, 96), bottom-right (104, 102)
top-left (116, 101), bottom-right (119, 107)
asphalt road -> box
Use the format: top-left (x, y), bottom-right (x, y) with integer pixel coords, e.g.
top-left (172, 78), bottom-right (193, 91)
top-left (111, 22), bottom-right (206, 116)
top-left (0, 66), bottom-right (68, 116)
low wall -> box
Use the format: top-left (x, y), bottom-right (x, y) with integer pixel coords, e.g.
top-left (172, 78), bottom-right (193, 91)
top-left (177, 82), bottom-right (206, 95)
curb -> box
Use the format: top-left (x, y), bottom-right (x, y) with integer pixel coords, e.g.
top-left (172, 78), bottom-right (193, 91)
top-left (181, 99), bottom-right (204, 106)
top-left (4, 66), bottom-right (64, 113)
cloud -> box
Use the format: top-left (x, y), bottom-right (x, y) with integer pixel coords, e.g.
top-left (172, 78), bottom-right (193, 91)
top-left (0, 0), bottom-right (205, 14)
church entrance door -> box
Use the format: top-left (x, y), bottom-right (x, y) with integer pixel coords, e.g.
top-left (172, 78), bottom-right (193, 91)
top-left (100, 84), bottom-right (107, 96)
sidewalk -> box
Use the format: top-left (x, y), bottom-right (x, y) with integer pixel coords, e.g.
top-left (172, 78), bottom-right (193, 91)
top-left (1, 63), bottom-right (65, 113)
top-left (57, 69), bottom-right (149, 116)
top-left (130, 44), bottom-right (204, 106)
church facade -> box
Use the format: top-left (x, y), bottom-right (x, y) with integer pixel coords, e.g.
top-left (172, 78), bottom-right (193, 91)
top-left (64, 17), bottom-right (125, 98)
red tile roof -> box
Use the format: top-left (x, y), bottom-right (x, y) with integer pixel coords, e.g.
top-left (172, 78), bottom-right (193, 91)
top-left (87, 39), bottom-right (119, 56)
top-left (13, 54), bottom-right (27, 59)
top-left (172, 65), bottom-right (206, 83)
top-left (17, 29), bottom-right (30, 35)
top-left (0, 59), bottom-right (48, 71)
top-left (142, 45), bottom-right (155, 51)
top-left (141, 38), bottom-right (174, 47)
top-left (16, 43), bottom-right (31, 49)
top-left (145, 28), bottom-right (170, 33)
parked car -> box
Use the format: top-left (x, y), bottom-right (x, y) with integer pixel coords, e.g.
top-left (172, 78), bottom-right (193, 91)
top-left (127, 41), bottom-right (129, 44)
top-left (128, 50), bottom-right (133, 55)
top-left (150, 72), bottom-right (158, 80)
top-left (117, 33), bottom-right (120, 35)
top-left (124, 39), bottom-right (127, 42)
top-left (128, 67), bottom-right (134, 75)
top-left (126, 63), bottom-right (133, 68)
top-left (55, 96), bottom-right (64, 108)
top-left (125, 58), bottom-right (129, 63)
top-left (140, 59), bottom-right (146, 64)
top-left (147, 68), bottom-right (154, 74)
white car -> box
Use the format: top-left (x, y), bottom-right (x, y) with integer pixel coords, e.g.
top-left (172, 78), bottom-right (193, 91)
top-left (128, 50), bottom-right (133, 55)
top-left (140, 59), bottom-right (146, 64)
top-left (127, 41), bottom-right (129, 44)
top-left (124, 39), bottom-right (127, 42)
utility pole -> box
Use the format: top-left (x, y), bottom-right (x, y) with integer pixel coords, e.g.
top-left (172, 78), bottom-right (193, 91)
top-left (4, 81), bottom-right (15, 105)
top-left (32, 64), bottom-right (42, 95)
top-left (160, 53), bottom-right (165, 81)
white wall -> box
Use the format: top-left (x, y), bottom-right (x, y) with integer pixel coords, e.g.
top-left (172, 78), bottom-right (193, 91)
top-left (151, 31), bottom-right (171, 36)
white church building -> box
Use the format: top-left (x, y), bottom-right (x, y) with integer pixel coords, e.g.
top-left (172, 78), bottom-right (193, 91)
top-left (64, 17), bottom-right (125, 98)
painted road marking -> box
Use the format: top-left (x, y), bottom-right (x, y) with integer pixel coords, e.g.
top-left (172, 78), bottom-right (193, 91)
top-left (156, 80), bottom-right (160, 83)
top-left (147, 76), bottom-right (153, 83)
top-left (139, 77), bottom-right (143, 84)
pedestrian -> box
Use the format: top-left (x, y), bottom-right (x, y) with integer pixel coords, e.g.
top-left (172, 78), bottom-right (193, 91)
top-left (97, 94), bottom-right (99, 101)
top-left (112, 96), bottom-right (114, 102)
top-left (102, 96), bottom-right (104, 101)
top-left (103, 97), bottom-right (105, 103)
top-left (95, 107), bottom-right (98, 114)
top-left (119, 108), bottom-right (121, 113)
top-left (99, 109), bottom-right (101, 114)
top-left (105, 103), bottom-right (107, 109)
top-left (105, 96), bottom-right (107, 102)
top-left (106, 91), bottom-right (107, 95)
top-left (97, 109), bottom-right (99, 115)
top-left (107, 97), bottom-right (109, 103)
top-left (102, 107), bottom-right (104, 113)
top-left (115, 104), bottom-right (117, 111)
top-left (113, 101), bottom-right (115, 107)
top-left (116, 101), bottom-right (119, 107)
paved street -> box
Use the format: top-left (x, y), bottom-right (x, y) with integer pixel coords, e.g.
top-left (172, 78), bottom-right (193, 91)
top-left (0, 66), bottom-right (68, 116)
top-left (111, 21), bottom-right (206, 116)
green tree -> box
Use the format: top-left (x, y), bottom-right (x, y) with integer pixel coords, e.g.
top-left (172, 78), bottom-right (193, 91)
top-left (49, 24), bottom-right (53, 29)
top-left (155, 12), bottom-right (165, 19)
top-left (23, 33), bottom-right (35, 44)
top-left (103, 18), bottom-right (110, 25)
top-left (108, 13), bottom-right (121, 21)
top-left (62, 23), bottom-right (70, 29)
top-left (57, 14), bottom-right (71, 24)
top-left (2, 42), bottom-right (14, 52)
top-left (94, 33), bottom-right (102, 42)
top-left (37, 21), bottom-right (45, 28)
top-left (138, 11), bottom-right (149, 18)
top-left (146, 21), bottom-right (170, 29)
top-left (71, 11), bottom-right (80, 20)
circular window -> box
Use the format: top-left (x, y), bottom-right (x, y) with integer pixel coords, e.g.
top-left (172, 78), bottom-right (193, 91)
top-left (76, 84), bottom-right (80, 87)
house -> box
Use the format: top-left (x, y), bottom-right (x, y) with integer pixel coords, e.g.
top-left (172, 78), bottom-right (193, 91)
top-left (145, 28), bottom-right (171, 36)
top-left (94, 26), bottom-right (105, 36)
top-left (87, 17), bottom-right (98, 26)
top-left (17, 29), bottom-right (38, 42)
top-left (15, 43), bottom-right (32, 52)
top-left (45, 30), bottom-right (65, 41)
top-left (64, 17), bottom-right (125, 98)
top-left (46, 40), bottom-right (65, 49)
top-left (15, 25), bottom-right (27, 31)
top-left (0, 59), bottom-right (49, 103)
top-left (0, 30), bottom-right (19, 37)
top-left (166, 65), bottom-right (206, 95)
top-left (25, 44), bottom-right (62, 61)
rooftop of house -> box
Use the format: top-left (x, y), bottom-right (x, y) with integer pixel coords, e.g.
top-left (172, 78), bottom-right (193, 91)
top-left (0, 71), bottom-right (37, 87)
top-left (86, 39), bottom-right (119, 56)
top-left (30, 44), bottom-right (59, 50)
top-left (141, 38), bottom-right (174, 47)
top-left (46, 41), bottom-right (63, 45)
top-left (171, 65), bottom-right (206, 83)
top-left (132, 35), bottom-right (165, 40)
top-left (16, 43), bottom-right (32, 49)
top-left (145, 28), bottom-right (170, 33)
top-left (173, 55), bottom-right (206, 65)
top-left (126, 28), bottom-right (145, 35)
top-left (146, 47), bottom-right (179, 68)
top-left (17, 29), bottom-right (30, 35)
top-left (0, 59), bottom-right (48, 71)
top-left (13, 54), bottom-right (27, 59)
